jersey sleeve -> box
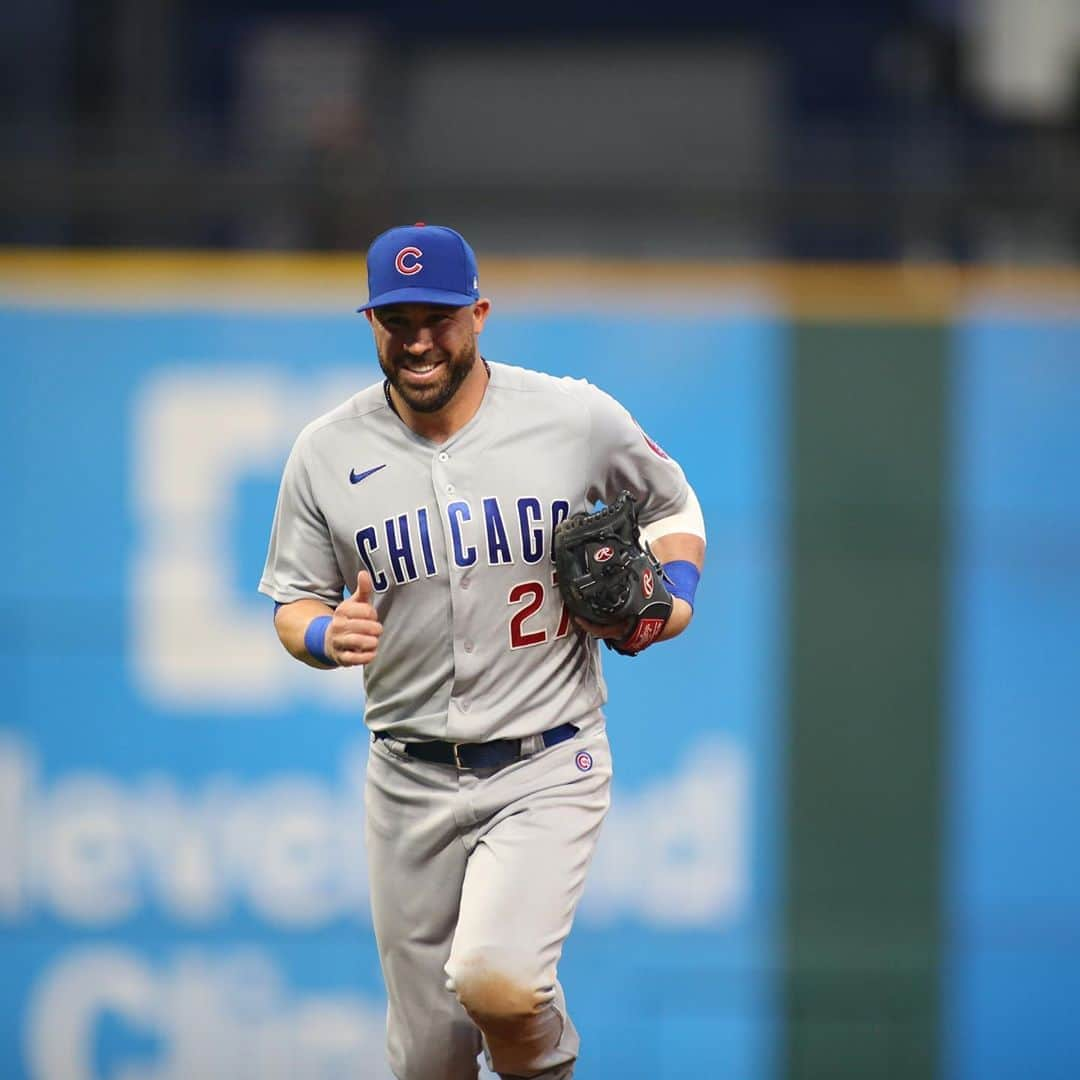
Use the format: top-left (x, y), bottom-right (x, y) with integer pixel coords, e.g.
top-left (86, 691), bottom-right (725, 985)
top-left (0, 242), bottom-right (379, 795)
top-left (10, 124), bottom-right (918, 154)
top-left (580, 381), bottom-right (691, 525)
top-left (258, 433), bottom-right (345, 607)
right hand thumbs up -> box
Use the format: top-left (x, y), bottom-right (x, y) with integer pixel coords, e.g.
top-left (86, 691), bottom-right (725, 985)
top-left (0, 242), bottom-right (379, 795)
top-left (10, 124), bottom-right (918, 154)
top-left (327, 568), bottom-right (382, 667)
top-left (354, 569), bottom-right (373, 603)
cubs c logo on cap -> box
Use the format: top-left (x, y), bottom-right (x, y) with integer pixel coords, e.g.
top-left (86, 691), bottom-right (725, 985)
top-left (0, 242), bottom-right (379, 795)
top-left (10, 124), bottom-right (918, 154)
top-left (395, 246), bottom-right (423, 275)
top-left (358, 224), bottom-right (480, 312)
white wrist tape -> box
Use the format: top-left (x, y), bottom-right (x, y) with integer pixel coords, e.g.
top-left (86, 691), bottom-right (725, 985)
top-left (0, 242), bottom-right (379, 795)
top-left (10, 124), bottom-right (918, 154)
top-left (640, 485), bottom-right (706, 544)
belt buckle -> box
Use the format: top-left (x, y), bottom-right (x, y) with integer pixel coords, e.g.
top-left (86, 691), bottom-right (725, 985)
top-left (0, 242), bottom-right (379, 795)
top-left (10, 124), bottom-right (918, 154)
top-left (452, 742), bottom-right (467, 769)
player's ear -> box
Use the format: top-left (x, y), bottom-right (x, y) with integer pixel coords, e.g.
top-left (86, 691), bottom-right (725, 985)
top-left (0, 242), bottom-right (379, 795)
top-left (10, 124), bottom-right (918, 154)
top-left (472, 299), bottom-right (491, 333)
top-left (363, 310), bottom-right (375, 325)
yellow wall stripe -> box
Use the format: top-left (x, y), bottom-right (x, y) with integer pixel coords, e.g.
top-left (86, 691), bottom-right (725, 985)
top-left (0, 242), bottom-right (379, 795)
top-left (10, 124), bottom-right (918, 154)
top-left (2, 249), bottom-right (1079, 319)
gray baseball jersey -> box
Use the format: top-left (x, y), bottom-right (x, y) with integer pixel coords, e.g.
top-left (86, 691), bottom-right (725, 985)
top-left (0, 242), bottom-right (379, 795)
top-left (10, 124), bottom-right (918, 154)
top-left (259, 360), bottom-right (689, 741)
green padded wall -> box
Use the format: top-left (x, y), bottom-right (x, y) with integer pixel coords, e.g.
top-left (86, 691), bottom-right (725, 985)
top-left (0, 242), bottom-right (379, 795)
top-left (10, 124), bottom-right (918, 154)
top-left (785, 323), bottom-right (947, 1079)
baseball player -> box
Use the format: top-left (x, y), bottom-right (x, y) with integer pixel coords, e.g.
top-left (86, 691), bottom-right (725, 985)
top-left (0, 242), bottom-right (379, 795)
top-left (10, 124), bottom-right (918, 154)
top-left (259, 224), bottom-right (706, 1080)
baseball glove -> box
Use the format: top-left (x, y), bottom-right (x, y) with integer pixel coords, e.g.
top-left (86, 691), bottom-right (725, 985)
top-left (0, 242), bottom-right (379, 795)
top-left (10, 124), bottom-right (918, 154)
top-left (553, 490), bottom-right (673, 656)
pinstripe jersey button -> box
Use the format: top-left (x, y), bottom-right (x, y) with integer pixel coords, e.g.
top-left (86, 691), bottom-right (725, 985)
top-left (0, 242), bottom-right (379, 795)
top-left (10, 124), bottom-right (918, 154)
top-left (438, 452), bottom-right (449, 462)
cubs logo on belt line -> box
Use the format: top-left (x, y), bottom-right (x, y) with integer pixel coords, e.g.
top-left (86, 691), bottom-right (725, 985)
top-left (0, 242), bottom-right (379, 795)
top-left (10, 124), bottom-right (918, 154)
top-left (575, 751), bottom-right (594, 772)
top-left (394, 246), bottom-right (423, 275)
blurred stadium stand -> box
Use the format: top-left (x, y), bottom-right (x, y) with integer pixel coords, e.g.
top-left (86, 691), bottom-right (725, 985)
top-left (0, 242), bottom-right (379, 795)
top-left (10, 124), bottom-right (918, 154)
top-left (2, 0), bottom-right (1078, 259)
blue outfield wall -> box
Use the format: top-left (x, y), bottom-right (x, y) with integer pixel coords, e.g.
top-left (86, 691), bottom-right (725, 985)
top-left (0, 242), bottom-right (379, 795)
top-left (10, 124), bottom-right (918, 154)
top-left (0, 304), bottom-right (786, 1080)
top-left (946, 315), bottom-right (1080, 1080)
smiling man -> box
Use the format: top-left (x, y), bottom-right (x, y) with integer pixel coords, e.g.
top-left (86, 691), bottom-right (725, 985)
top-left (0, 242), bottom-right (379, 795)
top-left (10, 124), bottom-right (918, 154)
top-left (259, 223), bottom-right (706, 1080)
top-left (372, 298), bottom-right (488, 416)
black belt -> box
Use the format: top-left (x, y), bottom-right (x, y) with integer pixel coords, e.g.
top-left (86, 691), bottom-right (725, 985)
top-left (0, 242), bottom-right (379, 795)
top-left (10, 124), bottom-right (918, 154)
top-left (375, 722), bottom-right (579, 770)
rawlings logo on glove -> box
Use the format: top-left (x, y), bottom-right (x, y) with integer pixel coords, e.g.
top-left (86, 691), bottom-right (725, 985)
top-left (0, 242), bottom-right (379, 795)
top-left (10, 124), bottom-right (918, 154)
top-left (552, 491), bottom-right (673, 656)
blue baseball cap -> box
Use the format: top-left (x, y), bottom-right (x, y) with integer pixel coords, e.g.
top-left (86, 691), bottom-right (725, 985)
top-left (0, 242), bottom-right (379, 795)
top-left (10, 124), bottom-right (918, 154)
top-left (357, 223), bottom-right (481, 312)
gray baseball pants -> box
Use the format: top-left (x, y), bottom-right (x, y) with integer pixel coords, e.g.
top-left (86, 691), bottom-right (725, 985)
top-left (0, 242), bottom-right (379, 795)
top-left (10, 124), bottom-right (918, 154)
top-left (364, 717), bottom-right (611, 1080)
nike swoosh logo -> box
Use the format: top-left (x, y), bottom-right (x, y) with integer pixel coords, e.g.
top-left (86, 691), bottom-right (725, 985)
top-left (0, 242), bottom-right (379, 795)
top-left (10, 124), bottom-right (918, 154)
top-left (349, 464), bottom-right (387, 485)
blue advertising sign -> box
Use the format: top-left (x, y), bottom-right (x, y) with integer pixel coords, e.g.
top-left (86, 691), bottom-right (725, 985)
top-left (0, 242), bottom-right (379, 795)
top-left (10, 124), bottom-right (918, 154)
top-left (1, 294), bottom-right (785, 1080)
top-left (947, 314), bottom-right (1080, 1080)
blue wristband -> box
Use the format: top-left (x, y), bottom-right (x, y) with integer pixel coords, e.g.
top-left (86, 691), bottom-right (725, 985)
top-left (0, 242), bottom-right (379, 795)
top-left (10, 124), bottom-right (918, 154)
top-left (662, 560), bottom-right (700, 609)
top-left (303, 614), bottom-right (336, 666)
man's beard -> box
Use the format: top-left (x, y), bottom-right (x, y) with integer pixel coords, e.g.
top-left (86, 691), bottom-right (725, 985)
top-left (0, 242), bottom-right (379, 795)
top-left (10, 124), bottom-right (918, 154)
top-left (380, 340), bottom-right (478, 414)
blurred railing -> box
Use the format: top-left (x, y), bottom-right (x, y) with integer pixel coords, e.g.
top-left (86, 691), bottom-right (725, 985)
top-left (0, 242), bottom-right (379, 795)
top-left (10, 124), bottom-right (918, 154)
top-left (5, 29), bottom-right (1079, 261)
top-left (5, 127), bottom-right (1078, 260)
